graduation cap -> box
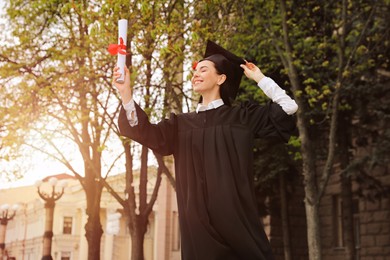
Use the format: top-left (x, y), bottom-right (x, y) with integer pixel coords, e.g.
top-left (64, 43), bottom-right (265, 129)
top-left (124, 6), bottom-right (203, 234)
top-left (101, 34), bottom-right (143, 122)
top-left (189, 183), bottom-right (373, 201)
top-left (201, 40), bottom-right (246, 104)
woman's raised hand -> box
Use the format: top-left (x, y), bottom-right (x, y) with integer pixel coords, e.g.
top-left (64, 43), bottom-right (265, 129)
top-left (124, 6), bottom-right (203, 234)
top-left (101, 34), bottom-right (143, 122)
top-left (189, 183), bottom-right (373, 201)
top-left (240, 61), bottom-right (265, 84)
top-left (113, 66), bottom-right (132, 104)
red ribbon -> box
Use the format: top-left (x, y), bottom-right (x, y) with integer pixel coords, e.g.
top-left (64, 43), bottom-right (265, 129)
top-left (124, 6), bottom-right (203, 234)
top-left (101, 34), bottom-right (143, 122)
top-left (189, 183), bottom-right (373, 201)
top-left (192, 61), bottom-right (198, 70)
top-left (108, 37), bottom-right (128, 55)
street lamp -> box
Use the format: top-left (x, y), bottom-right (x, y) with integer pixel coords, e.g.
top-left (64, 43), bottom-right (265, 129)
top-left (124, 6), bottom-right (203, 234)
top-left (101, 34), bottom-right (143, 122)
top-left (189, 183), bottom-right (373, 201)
top-left (35, 177), bottom-right (68, 260)
top-left (0, 203), bottom-right (19, 259)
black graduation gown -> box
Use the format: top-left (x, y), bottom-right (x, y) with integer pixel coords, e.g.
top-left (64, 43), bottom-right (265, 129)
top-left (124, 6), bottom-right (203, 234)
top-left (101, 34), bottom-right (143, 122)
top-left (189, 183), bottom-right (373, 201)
top-left (118, 101), bottom-right (296, 260)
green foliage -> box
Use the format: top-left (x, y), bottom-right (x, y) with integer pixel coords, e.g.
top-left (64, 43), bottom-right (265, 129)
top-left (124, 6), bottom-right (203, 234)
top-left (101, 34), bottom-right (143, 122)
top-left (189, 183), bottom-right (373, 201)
top-left (0, 0), bottom-right (124, 200)
top-left (188, 0), bottom-right (390, 196)
top-left (1, 0), bottom-right (388, 228)
top-left (253, 139), bottom-right (297, 192)
top-left (1, 0), bottom-right (194, 257)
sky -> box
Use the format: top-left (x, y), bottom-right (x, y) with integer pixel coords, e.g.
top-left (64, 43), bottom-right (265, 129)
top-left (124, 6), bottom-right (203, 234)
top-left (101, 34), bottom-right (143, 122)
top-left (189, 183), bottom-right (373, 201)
top-left (0, 140), bottom-right (85, 189)
top-left (0, 0), bottom-right (189, 189)
top-left (0, 0), bottom-right (82, 189)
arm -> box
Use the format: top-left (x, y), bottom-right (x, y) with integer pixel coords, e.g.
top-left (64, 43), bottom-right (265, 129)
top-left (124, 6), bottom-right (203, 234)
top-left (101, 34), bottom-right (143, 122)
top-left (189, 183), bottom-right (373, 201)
top-left (240, 62), bottom-right (298, 115)
top-left (240, 62), bottom-right (298, 142)
top-left (123, 99), bottom-right (138, 126)
top-left (113, 66), bottom-right (175, 155)
top-left (113, 66), bottom-right (139, 126)
top-left (118, 103), bottom-right (176, 156)
top-left (113, 66), bottom-right (133, 104)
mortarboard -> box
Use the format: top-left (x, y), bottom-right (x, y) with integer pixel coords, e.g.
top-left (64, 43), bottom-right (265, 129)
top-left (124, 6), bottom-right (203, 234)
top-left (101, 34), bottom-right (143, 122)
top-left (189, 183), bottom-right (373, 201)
top-left (201, 40), bottom-right (246, 104)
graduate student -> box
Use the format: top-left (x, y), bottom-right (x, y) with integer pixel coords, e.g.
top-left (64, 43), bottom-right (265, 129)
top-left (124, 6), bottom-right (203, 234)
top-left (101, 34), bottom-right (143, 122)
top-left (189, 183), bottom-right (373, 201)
top-left (113, 40), bottom-right (298, 260)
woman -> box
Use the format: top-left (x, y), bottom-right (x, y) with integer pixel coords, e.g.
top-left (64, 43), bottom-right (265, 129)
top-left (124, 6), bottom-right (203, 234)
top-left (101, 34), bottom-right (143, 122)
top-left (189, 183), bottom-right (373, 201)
top-left (113, 41), bottom-right (298, 260)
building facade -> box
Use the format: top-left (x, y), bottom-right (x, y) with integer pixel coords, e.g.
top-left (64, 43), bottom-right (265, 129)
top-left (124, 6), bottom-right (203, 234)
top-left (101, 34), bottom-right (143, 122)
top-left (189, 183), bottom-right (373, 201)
top-left (2, 161), bottom-right (388, 259)
top-left (266, 159), bottom-right (390, 259)
top-left (0, 172), bottom-right (181, 260)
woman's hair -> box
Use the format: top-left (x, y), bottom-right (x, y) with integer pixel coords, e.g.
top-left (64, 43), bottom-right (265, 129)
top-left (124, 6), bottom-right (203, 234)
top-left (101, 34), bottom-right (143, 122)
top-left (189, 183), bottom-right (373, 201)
top-left (200, 54), bottom-right (233, 106)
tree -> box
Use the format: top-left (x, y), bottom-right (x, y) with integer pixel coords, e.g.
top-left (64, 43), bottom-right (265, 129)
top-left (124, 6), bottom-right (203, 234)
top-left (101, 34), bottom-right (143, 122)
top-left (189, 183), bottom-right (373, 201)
top-left (1, 0), bottom-right (190, 259)
top-left (231, 0), bottom-right (389, 259)
top-left (0, 0), bottom-right (38, 183)
top-left (0, 1), bottom-right (122, 259)
top-left (0, 77), bottom-right (25, 183)
top-left (98, 1), bottom-right (190, 259)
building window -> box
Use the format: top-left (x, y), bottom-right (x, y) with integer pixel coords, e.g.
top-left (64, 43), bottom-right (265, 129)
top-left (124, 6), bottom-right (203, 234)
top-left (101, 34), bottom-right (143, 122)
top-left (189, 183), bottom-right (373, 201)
top-left (332, 196), bottom-right (360, 251)
top-left (61, 251), bottom-right (71, 260)
top-left (172, 211), bottom-right (181, 251)
top-left (63, 216), bottom-right (73, 234)
top-left (332, 195), bottom-right (344, 248)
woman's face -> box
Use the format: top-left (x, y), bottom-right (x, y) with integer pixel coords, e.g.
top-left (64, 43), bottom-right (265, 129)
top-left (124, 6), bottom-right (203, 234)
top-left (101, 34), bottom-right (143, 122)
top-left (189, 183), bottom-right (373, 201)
top-left (191, 60), bottom-right (226, 95)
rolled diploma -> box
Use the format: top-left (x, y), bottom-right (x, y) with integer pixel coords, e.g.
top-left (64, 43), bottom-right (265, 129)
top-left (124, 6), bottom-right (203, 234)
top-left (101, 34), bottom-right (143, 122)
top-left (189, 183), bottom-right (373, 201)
top-left (116, 19), bottom-right (128, 83)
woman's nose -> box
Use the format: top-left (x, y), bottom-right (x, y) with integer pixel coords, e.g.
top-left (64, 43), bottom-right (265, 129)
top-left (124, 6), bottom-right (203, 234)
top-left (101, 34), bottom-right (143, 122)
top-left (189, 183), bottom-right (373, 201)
top-left (192, 70), bottom-right (200, 78)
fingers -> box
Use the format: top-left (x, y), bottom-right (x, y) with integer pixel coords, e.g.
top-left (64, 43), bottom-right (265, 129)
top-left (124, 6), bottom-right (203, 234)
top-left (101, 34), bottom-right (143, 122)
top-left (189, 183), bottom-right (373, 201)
top-left (113, 66), bottom-right (130, 78)
top-left (112, 66), bottom-right (127, 83)
top-left (243, 60), bottom-right (256, 70)
top-left (240, 64), bottom-right (250, 72)
top-left (240, 64), bottom-right (255, 78)
top-left (244, 60), bottom-right (254, 69)
top-left (241, 64), bottom-right (255, 72)
top-left (113, 73), bottom-right (121, 83)
top-left (240, 61), bottom-right (264, 83)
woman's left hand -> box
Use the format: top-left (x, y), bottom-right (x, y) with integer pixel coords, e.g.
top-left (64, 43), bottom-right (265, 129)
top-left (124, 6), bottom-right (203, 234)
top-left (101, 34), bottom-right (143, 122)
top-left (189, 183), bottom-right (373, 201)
top-left (240, 61), bottom-right (265, 83)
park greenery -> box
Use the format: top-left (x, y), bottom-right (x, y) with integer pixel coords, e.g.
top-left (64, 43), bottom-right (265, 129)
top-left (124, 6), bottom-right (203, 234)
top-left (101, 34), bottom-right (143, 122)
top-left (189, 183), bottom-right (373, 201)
top-left (0, 0), bottom-right (389, 260)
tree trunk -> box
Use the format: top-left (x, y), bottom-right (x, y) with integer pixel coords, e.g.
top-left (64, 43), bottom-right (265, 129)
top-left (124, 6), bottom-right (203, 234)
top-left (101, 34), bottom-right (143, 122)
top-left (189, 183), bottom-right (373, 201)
top-left (340, 159), bottom-right (355, 260)
top-left (304, 198), bottom-right (322, 260)
top-left (289, 57), bottom-right (322, 260)
top-left (339, 115), bottom-right (355, 260)
top-left (279, 0), bottom-right (323, 258)
top-left (85, 215), bottom-right (103, 260)
top-left (279, 174), bottom-right (292, 260)
top-left (130, 216), bottom-right (148, 260)
top-left (84, 171), bottom-right (104, 260)
top-left (299, 111), bottom-right (322, 260)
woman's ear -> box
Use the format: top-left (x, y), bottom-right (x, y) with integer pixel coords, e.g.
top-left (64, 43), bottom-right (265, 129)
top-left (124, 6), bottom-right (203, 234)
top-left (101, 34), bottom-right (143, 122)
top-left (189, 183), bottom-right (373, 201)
top-left (217, 74), bottom-right (227, 86)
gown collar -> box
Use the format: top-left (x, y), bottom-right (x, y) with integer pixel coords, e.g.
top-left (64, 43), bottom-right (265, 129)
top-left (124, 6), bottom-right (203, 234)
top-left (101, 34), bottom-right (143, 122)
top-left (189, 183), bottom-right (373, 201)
top-left (196, 99), bottom-right (224, 113)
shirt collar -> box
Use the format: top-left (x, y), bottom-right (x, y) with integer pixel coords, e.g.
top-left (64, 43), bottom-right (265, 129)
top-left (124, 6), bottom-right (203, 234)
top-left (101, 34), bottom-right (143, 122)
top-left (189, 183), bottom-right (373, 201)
top-left (196, 99), bottom-right (224, 113)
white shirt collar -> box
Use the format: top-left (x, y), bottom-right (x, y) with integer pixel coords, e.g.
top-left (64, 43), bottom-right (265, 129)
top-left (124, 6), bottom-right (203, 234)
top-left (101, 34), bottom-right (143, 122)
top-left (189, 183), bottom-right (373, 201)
top-left (196, 99), bottom-right (224, 113)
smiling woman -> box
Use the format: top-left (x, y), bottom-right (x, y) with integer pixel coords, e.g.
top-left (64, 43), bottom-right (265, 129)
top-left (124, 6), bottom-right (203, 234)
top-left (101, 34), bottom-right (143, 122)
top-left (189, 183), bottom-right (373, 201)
top-left (191, 60), bottom-right (227, 104)
top-left (113, 40), bottom-right (298, 260)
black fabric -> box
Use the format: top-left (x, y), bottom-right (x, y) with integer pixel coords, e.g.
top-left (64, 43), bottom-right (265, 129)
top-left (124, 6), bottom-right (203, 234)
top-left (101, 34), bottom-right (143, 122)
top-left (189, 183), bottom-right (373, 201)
top-left (118, 101), bottom-right (296, 260)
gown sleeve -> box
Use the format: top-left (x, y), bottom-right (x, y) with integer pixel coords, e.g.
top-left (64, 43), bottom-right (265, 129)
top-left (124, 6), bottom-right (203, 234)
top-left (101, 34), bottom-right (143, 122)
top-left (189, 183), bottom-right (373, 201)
top-left (243, 101), bottom-right (297, 142)
top-left (118, 102), bottom-right (176, 156)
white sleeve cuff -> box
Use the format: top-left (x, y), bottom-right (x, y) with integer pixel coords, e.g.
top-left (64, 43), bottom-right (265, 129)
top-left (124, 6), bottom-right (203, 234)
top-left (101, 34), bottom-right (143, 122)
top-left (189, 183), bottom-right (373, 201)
top-left (258, 77), bottom-right (298, 115)
top-left (123, 99), bottom-right (139, 126)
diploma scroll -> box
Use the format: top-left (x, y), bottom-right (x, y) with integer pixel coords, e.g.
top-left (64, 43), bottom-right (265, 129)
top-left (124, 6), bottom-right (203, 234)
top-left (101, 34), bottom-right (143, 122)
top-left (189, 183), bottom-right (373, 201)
top-left (116, 19), bottom-right (128, 83)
